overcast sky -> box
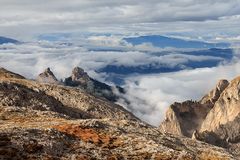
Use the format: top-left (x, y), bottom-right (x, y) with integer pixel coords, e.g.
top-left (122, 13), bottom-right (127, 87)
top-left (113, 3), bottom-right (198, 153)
top-left (0, 0), bottom-right (240, 41)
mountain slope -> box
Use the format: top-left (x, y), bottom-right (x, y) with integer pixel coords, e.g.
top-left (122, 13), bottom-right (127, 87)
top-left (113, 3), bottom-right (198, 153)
top-left (37, 67), bottom-right (124, 102)
top-left (124, 35), bottom-right (230, 48)
top-left (0, 68), bottom-right (236, 159)
top-left (160, 79), bottom-right (229, 137)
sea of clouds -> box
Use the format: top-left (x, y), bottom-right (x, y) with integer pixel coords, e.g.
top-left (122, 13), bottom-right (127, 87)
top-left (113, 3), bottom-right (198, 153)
top-left (0, 37), bottom-right (239, 126)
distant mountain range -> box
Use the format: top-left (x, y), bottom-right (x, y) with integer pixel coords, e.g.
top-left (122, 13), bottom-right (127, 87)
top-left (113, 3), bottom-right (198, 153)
top-left (0, 36), bottom-right (19, 44)
top-left (124, 35), bottom-right (230, 49)
top-left (98, 48), bottom-right (233, 85)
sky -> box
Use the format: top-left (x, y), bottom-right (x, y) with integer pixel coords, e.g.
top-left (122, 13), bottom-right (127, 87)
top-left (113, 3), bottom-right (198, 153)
top-left (0, 0), bottom-right (240, 42)
top-left (0, 1), bottom-right (240, 126)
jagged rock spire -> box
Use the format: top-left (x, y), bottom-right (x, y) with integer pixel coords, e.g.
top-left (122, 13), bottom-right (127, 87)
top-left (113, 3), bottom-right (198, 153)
top-left (71, 67), bottom-right (90, 82)
top-left (36, 67), bottom-right (59, 84)
top-left (200, 79), bottom-right (229, 106)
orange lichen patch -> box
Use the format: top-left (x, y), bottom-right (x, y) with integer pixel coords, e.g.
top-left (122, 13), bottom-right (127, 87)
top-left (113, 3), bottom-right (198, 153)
top-left (53, 124), bottom-right (122, 148)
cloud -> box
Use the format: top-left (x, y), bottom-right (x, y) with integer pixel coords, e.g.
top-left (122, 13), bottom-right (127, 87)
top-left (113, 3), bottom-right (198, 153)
top-left (0, 41), bottom-right (239, 126)
top-left (0, 40), bottom-right (226, 79)
top-left (0, 0), bottom-right (240, 40)
top-left (118, 60), bottom-right (240, 126)
top-left (0, 1), bottom-right (240, 127)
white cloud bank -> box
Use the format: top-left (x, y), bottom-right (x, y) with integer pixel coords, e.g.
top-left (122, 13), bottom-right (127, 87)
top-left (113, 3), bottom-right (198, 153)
top-left (119, 62), bottom-right (240, 126)
top-left (0, 41), bottom-right (239, 126)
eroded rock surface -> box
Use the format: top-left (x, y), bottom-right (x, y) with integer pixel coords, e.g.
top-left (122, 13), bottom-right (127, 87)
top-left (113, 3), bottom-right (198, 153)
top-left (159, 101), bottom-right (211, 137)
top-left (36, 68), bottom-right (59, 84)
top-left (160, 79), bottom-right (229, 138)
top-left (0, 68), bottom-right (237, 159)
top-left (200, 76), bottom-right (240, 143)
top-left (160, 75), bottom-right (240, 158)
top-left (64, 66), bottom-right (124, 102)
top-left (200, 79), bottom-right (229, 106)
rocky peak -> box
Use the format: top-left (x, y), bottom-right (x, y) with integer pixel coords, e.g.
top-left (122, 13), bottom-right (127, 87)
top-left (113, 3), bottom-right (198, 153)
top-left (200, 79), bottom-right (229, 106)
top-left (160, 79), bottom-right (230, 138)
top-left (199, 76), bottom-right (240, 144)
top-left (160, 75), bottom-right (240, 153)
top-left (64, 67), bottom-right (91, 87)
top-left (36, 68), bottom-right (59, 84)
top-left (71, 67), bottom-right (90, 82)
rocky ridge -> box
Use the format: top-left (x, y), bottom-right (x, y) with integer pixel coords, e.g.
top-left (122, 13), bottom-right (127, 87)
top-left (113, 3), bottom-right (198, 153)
top-left (160, 79), bottom-right (230, 137)
top-left (0, 67), bottom-right (237, 159)
top-left (37, 66), bottom-right (124, 102)
top-left (160, 76), bottom-right (240, 157)
top-left (199, 76), bottom-right (240, 143)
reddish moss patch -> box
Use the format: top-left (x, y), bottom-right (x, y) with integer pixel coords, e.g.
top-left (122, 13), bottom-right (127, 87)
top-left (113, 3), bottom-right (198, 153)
top-left (53, 124), bottom-right (122, 148)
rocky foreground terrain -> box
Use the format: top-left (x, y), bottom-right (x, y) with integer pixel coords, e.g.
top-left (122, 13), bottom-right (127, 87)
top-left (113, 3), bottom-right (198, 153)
top-left (0, 67), bottom-right (240, 159)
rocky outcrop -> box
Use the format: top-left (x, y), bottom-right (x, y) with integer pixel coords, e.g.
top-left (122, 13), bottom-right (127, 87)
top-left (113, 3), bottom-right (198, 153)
top-left (199, 76), bottom-right (240, 143)
top-left (71, 66), bottom-right (91, 85)
top-left (159, 101), bottom-right (211, 137)
top-left (0, 68), bottom-right (238, 159)
top-left (65, 66), bottom-right (124, 102)
top-left (0, 68), bottom-right (25, 79)
top-left (160, 79), bottom-right (230, 138)
top-left (36, 68), bottom-right (59, 84)
top-left (0, 68), bottom-right (137, 121)
top-left (160, 75), bottom-right (240, 157)
top-left (200, 79), bottom-right (229, 106)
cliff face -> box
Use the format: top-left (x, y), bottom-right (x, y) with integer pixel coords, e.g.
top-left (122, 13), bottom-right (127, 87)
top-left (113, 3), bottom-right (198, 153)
top-left (159, 101), bottom-right (211, 137)
top-left (159, 79), bottom-right (229, 137)
top-left (63, 67), bottom-right (124, 102)
top-left (200, 79), bottom-right (229, 105)
top-left (199, 76), bottom-right (240, 143)
top-left (0, 68), bottom-right (237, 159)
top-left (160, 75), bottom-right (240, 157)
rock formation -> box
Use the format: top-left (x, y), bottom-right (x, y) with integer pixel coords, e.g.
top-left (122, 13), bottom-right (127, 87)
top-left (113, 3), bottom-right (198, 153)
top-left (160, 79), bottom-right (230, 138)
top-left (64, 66), bottom-right (124, 102)
top-left (36, 68), bottom-right (59, 84)
top-left (159, 100), bottom-right (211, 137)
top-left (0, 67), bottom-right (238, 159)
top-left (200, 79), bottom-right (229, 106)
top-left (199, 76), bottom-right (240, 144)
top-left (71, 66), bottom-right (91, 85)
top-left (160, 75), bottom-right (240, 157)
